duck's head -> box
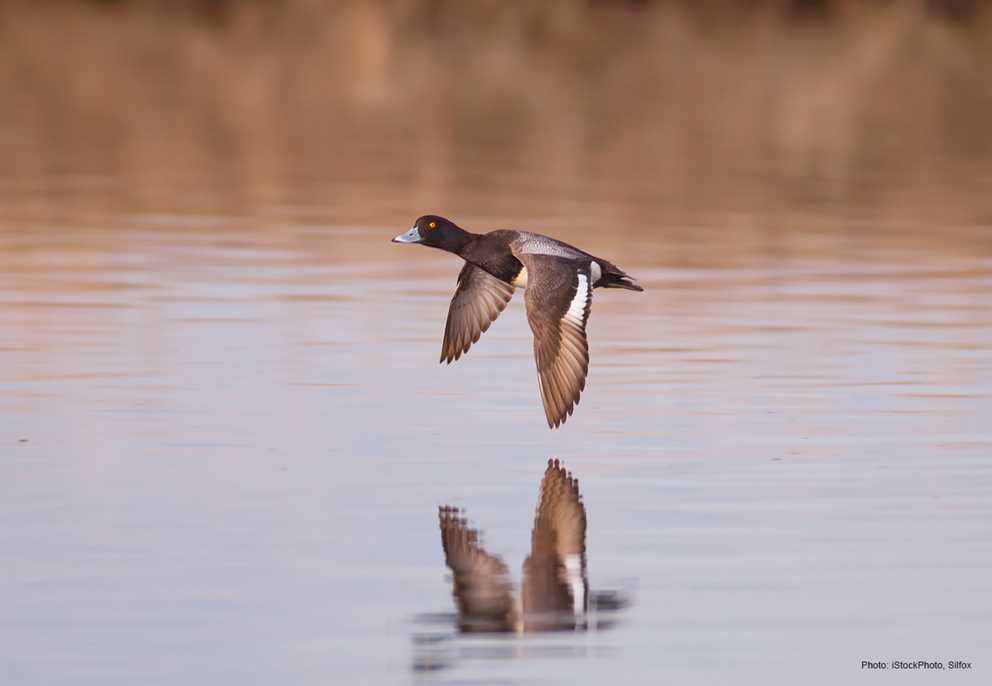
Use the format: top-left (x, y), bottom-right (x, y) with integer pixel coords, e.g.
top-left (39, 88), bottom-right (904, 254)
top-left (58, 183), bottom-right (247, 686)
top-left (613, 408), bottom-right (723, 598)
top-left (392, 215), bottom-right (467, 251)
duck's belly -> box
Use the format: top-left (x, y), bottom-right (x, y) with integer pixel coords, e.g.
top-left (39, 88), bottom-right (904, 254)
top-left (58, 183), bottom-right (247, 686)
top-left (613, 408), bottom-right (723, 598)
top-left (511, 266), bottom-right (528, 289)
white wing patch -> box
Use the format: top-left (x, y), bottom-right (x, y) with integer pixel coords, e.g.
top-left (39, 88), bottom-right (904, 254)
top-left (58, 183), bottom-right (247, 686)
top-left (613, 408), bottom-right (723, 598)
top-left (563, 554), bottom-right (586, 615)
top-left (564, 273), bottom-right (589, 327)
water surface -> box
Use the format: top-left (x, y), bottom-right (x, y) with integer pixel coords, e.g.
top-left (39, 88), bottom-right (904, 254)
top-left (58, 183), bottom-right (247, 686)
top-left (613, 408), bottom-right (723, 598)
top-left (2, 48), bottom-right (992, 683)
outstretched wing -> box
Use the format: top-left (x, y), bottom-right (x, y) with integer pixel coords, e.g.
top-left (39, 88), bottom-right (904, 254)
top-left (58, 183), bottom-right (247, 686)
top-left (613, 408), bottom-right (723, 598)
top-left (441, 263), bottom-right (515, 364)
top-left (438, 506), bottom-right (517, 632)
top-left (517, 254), bottom-right (592, 428)
top-left (521, 458), bottom-right (588, 630)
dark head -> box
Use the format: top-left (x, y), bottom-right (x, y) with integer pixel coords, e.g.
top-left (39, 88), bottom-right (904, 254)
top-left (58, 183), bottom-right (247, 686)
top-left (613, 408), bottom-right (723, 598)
top-left (391, 215), bottom-right (473, 253)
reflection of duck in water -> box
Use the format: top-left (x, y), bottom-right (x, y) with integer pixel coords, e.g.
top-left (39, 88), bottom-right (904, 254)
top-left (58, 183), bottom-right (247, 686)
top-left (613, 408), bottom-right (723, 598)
top-left (438, 459), bottom-right (593, 633)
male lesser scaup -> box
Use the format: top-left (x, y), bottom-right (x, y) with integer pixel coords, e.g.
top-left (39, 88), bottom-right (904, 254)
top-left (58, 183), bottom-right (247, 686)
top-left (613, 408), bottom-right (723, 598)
top-left (392, 215), bottom-right (643, 428)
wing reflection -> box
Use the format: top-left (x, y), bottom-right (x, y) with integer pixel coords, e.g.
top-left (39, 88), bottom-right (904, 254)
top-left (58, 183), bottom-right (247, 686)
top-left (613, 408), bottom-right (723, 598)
top-left (437, 459), bottom-right (617, 635)
top-left (522, 459), bottom-right (588, 631)
top-left (438, 506), bottom-right (518, 632)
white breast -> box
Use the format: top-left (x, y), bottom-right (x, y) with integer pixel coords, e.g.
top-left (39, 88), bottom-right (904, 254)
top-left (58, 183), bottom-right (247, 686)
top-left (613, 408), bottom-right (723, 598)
top-left (511, 266), bottom-right (528, 289)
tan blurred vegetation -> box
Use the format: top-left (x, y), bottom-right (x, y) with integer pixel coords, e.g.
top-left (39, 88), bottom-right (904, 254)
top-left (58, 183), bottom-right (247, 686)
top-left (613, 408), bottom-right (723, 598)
top-left (1, 0), bottom-right (991, 240)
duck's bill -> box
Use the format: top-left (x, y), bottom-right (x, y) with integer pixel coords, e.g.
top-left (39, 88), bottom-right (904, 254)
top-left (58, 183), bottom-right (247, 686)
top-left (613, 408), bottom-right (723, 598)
top-left (392, 226), bottom-right (422, 244)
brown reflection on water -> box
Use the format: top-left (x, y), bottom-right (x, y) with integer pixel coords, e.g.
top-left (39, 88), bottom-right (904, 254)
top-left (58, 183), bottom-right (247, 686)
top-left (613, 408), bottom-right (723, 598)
top-left (415, 459), bottom-right (628, 672)
top-left (437, 459), bottom-right (618, 634)
top-left (3, 3), bottom-right (992, 239)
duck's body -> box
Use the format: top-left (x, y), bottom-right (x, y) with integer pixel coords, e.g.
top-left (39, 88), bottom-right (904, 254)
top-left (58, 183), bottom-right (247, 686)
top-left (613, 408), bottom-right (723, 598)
top-left (455, 230), bottom-right (637, 292)
top-left (393, 215), bottom-right (642, 428)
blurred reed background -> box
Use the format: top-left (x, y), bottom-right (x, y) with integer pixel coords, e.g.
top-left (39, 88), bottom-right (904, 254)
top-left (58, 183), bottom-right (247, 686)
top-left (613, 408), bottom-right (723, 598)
top-left (1, 0), bottom-right (990, 242)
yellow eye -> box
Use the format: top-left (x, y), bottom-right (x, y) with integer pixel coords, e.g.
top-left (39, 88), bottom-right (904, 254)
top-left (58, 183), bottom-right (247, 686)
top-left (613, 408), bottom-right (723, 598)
top-left (428, 221), bottom-right (437, 230)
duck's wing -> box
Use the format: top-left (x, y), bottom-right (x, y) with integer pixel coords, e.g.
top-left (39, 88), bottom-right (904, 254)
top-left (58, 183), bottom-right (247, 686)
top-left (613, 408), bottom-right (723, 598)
top-left (514, 254), bottom-right (592, 428)
top-left (438, 506), bottom-right (517, 632)
top-left (521, 459), bottom-right (588, 629)
top-left (441, 262), bottom-right (515, 364)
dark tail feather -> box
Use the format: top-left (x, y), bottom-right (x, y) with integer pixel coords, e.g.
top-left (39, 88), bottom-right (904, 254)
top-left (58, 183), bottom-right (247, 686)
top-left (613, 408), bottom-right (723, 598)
top-left (599, 269), bottom-right (644, 292)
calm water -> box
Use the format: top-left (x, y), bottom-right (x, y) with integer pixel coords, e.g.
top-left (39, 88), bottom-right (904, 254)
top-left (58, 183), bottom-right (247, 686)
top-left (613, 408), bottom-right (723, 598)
top-left (3, 80), bottom-right (992, 684)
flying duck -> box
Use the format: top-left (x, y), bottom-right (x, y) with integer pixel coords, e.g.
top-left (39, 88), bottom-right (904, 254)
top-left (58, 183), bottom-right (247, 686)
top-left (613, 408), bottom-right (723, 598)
top-left (392, 215), bottom-right (643, 428)
top-left (438, 459), bottom-right (589, 633)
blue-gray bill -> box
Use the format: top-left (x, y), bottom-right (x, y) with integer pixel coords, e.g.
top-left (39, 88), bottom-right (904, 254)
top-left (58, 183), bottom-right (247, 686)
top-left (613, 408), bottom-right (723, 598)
top-left (392, 226), bottom-right (422, 243)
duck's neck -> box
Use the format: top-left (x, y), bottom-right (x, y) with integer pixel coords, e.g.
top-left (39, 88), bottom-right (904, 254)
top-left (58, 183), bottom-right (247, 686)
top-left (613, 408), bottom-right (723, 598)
top-left (445, 227), bottom-right (478, 255)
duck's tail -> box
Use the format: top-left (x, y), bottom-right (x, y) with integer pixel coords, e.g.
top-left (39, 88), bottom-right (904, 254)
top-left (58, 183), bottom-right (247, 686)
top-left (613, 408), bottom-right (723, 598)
top-left (597, 262), bottom-right (644, 291)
